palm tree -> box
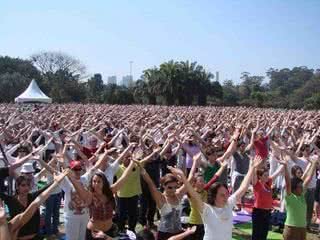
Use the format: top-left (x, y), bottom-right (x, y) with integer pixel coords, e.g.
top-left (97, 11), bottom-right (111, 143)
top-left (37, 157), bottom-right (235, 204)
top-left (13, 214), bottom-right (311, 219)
top-left (196, 69), bottom-right (213, 105)
top-left (158, 60), bottom-right (180, 105)
top-left (177, 60), bottom-right (198, 105)
top-left (142, 68), bottom-right (161, 104)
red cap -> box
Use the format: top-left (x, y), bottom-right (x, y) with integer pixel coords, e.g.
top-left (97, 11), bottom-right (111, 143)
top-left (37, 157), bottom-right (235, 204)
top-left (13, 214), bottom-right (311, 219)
top-left (69, 160), bottom-right (82, 170)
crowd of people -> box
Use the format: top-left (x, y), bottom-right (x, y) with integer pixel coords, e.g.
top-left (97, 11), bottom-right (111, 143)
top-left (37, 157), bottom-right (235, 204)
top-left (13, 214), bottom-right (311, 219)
top-left (1, 103), bottom-right (320, 240)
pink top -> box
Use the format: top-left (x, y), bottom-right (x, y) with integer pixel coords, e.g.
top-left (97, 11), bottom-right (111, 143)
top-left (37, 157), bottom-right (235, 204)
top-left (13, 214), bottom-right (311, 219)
top-left (254, 178), bottom-right (273, 209)
top-left (254, 136), bottom-right (269, 159)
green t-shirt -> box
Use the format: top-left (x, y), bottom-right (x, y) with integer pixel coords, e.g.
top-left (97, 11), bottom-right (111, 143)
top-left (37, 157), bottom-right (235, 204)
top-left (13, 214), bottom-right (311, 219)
top-left (116, 165), bottom-right (142, 198)
top-left (284, 192), bottom-right (307, 228)
top-left (203, 163), bottom-right (220, 183)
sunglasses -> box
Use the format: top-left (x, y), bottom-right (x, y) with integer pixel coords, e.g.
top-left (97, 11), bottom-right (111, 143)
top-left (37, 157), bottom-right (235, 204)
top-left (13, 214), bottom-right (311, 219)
top-left (166, 185), bottom-right (178, 190)
top-left (73, 168), bottom-right (82, 172)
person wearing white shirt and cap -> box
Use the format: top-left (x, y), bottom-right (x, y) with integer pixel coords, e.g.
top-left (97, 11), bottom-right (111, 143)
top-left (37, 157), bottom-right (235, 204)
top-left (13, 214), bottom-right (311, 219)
top-left (20, 162), bottom-right (41, 193)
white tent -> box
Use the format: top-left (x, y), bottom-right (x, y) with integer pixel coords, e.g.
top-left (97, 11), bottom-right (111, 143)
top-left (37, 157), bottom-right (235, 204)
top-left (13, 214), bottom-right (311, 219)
top-left (15, 79), bottom-right (52, 103)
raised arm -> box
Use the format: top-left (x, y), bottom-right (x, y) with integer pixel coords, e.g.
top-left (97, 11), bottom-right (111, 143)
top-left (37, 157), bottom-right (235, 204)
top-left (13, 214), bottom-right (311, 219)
top-left (295, 135), bottom-right (306, 155)
top-left (159, 140), bottom-right (171, 157)
top-left (245, 120), bottom-right (259, 152)
top-left (113, 143), bottom-right (136, 165)
top-left (110, 159), bottom-right (135, 193)
top-left (204, 161), bottom-right (228, 191)
top-left (88, 129), bottom-right (105, 142)
top-left (217, 126), bottom-right (241, 162)
top-left (234, 155), bottom-right (263, 201)
top-left (270, 163), bottom-right (284, 181)
top-left (139, 147), bottom-right (162, 165)
top-left (69, 139), bottom-right (88, 162)
top-left (34, 157), bottom-right (59, 180)
top-left (139, 166), bottom-right (164, 208)
top-left (169, 166), bottom-right (205, 214)
top-left (266, 122), bottom-right (276, 137)
top-left (107, 129), bottom-right (125, 147)
top-left (0, 200), bottom-right (11, 240)
top-left (188, 153), bottom-right (201, 182)
top-left (191, 129), bottom-right (207, 146)
top-left (8, 147), bottom-right (42, 175)
top-left (9, 170), bottom-right (69, 235)
top-left (279, 152), bottom-right (291, 195)
top-left (302, 158), bottom-right (318, 189)
top-left (67, 172), bottom-right (93, 205)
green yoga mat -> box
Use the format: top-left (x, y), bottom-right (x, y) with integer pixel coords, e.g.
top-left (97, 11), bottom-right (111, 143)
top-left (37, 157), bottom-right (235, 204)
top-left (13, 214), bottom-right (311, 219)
top-left (232, 223), bottom-right (283, 240)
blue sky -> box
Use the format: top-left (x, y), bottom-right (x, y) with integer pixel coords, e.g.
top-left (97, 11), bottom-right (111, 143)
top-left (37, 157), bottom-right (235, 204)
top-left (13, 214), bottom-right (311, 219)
top-left (1, 0), bottom-right (319, 83)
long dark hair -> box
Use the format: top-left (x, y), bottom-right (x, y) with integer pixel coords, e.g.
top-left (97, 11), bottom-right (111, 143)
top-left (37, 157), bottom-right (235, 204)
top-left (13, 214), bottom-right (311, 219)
top-left (89, 172), bottom-right (115, 208)
top-left (291, 165), bottom-right (303, 178)
top-left (291, 177), bottom-right (303, 192)
top-left (207, 182), bottom-right (228, 206)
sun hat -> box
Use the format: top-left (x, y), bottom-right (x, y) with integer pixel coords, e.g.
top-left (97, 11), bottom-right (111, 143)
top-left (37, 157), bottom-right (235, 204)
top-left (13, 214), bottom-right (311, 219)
top-left (20, 163), bottom-right (35, 174)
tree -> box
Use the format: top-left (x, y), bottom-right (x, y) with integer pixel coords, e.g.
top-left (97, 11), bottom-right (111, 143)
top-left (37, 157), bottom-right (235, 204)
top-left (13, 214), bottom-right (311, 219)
top-left (30, 51), bottom-right (87, 103)
top-left (2, 53), bottom-right (320, 108)
top-left (45, 70), bottom-right (85, 103)
top-left (250, 91), bottom-right (265, 107)
top-left (141, 68), bottom-right (161, 104)
top-left (0, 56), bottom-right (40, 79)
top-left (0, 73), bottom-right (30, 102)
top-left (31, 51), bottom-right (86, 78)
top-left (0, 56), bottom-right (41, 102)
top-left (210, 81), bottom-right (223, 100)
top-left (176, 61), bottom-right (198, 105)
top-left (133, 79), bottom-right (150, 104)
top-left (222, 80), bottom-right (238, 106)
top-left (158, 60), bottom-right (180, 105)
top-left (196, 69), bottom-right (213, 105)
top-left (304, 93), bottom-right (320, 110)
top-left (240, 72), bottom-right (264, 97)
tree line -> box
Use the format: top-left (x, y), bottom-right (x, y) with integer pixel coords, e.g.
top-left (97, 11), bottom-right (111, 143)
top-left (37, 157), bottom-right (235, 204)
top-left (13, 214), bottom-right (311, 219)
top-left (0, 51), bottom-right (319, 109)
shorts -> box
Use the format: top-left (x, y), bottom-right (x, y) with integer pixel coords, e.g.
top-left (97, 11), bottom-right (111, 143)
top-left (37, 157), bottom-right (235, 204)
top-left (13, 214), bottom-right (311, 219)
top-left (283, 225), bottom-right (306, 240)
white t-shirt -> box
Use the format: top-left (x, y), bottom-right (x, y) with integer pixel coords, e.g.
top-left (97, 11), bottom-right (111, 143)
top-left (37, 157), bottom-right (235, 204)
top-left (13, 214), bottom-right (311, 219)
top-left (201, 193), bottom-right (237, 240)
top-left (104, 161), bottom-right (120, 184)
top-left (60, 171), bottom-right (92, 219)
top-left (295, 158), bottom-right (317, 189)
top-left (47, 173), bottom-right (62, 195)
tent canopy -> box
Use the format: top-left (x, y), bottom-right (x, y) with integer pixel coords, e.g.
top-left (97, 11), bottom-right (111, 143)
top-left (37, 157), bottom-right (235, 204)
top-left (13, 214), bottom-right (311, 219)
top-left (15, 79), bottom-right (52, 103)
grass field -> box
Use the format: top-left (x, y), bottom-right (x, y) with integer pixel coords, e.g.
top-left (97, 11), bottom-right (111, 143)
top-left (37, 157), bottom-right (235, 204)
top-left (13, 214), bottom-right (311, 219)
top-left (232, 222), bottom-right (319, 240)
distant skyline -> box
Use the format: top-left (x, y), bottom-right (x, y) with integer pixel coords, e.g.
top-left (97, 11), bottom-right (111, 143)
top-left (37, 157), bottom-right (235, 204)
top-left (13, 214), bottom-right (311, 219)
top-left (1, 0), bottom-right (319, 83)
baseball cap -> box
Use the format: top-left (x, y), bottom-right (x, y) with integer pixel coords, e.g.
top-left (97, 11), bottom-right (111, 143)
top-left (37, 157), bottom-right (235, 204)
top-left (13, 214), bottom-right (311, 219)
top-left (69, 160), bottom-right (82, 171)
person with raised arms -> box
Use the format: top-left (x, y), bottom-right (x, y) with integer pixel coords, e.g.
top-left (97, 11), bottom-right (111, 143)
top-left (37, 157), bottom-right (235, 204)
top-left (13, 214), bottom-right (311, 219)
top-left (167, 155), bottom-right (262, 240)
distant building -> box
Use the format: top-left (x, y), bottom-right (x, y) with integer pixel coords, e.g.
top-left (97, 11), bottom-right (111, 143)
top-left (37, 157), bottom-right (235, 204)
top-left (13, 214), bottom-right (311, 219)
top-left (122, 75), bottom-right (133, 87)
top-left (107, 76), bottom-right (117, 85)
top-left (215, 71), bottom-right (219, 82)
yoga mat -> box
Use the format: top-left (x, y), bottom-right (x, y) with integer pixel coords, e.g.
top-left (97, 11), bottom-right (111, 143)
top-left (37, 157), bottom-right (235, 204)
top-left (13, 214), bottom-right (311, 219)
top-left (233, 211), bottom-right (252, 224)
